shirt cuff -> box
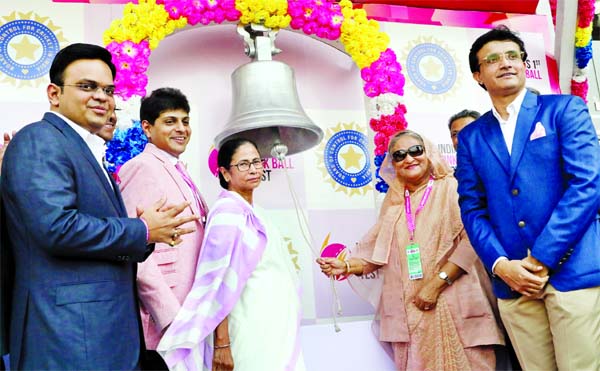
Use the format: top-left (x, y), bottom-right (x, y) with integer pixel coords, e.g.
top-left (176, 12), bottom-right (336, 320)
top-left (139, 217), bottom-right (150, 243)
top-left (491, 256), bottom-right (509, 276)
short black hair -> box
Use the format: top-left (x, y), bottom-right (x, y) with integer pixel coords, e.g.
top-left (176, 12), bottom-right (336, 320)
top-left (140, 88), bottom-right (190, 125)
top-left (448, 109), bottom-right (480, 130)
top-left (469, 25), bottom-right (528, 75)
top-left (217, 138), bottom-right (259, 190)
top-left (49, 43), bottom-right (116, 86)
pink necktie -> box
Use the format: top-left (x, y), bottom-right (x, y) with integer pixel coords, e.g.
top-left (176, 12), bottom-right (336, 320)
top-left (175, 162), bottom-right (208, 224)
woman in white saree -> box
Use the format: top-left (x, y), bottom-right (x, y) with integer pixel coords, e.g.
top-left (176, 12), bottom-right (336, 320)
top-left (157, 138), bottom-right (305, 371)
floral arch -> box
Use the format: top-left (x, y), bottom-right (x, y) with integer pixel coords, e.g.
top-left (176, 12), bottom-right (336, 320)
top-left (103, 0), bottom-right (408, 193)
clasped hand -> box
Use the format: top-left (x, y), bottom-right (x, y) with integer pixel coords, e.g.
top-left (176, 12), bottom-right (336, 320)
top-left (413, 277), bottom-right (444, 311)
top-left (495, 255), bottom-right (549, 297)
top-left (137, 196), bottom-right (199, 245)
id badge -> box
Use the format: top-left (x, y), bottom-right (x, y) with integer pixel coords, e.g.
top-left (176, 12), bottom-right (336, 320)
top-left (406, 243), bottom-right (423, 280)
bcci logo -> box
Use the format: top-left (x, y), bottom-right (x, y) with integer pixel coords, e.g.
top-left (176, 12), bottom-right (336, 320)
top-left (403, 36), bottom-right (462, 100)
top-left (0, 11), bottom-right (65, 86)
top-left (316, 122), bottom-right (373, 196)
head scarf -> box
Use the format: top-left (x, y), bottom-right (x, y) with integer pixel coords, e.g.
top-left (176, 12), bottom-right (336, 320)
top-left (358, 132), bottom-right (452, 264)
top-left (379, 132), bottom-right (453, 202)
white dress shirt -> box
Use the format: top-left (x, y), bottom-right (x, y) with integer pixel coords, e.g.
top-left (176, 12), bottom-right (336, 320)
top-left (48, 111), bottom-right (114, 188)
top-left (491, 87), bottom-right (527, 155)
top-left (489, 87), bottom-right (527, 273)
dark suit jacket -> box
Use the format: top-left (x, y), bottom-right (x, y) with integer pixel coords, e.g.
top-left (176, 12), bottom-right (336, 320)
top-left (456, 91), bottom-right (600, 299)
top-left (0, 175), bottom-right (13, 369)
top-left (1, 112), bottom-right (151, 370)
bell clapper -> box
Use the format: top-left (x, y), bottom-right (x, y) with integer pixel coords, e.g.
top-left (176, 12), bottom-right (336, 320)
top-left (270, 142), bottom-right (288, 161)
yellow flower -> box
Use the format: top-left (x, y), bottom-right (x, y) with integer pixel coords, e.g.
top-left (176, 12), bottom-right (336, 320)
top-left (575, 24), bottom-right (593, 48)
top-left (236, 0), bottom-right (289, 27)
top-left (339, 0), bottom-right (353, 9)
top-left (338, 2), bottom-right (388, 68)
top-left (103, 0), bottom-right (187, 49)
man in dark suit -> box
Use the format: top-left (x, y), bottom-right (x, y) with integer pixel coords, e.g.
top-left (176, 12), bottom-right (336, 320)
top-left (0, 132), bottom-right (13, 371)
top-left (456, 26), bottom-right (600, 370)
top-left (0, 43), bottom-right (198, 370)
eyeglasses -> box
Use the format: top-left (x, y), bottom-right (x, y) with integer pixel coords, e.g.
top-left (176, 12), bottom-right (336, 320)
top-left (230, 159), bottom-right (263, 172)
top-left (392, 145), bottom-right (425, 162)
top-left (60, 82), bottom-right (116, 97)
top-left (479, 50), bottom-right (524, 66)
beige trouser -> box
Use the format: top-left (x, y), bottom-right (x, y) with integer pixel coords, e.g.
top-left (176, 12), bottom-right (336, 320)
top-left (498, 284), bottom-right (600, 371)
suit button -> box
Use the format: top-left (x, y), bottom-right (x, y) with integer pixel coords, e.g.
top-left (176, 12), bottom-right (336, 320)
top-left (518, 221), bottom-right (526, 228)
top-left (512, 189), bottom-right (519, 196)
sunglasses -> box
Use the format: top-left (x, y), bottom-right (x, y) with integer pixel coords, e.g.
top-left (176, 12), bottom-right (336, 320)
top-left (392, 145), bottom-right (425, 162)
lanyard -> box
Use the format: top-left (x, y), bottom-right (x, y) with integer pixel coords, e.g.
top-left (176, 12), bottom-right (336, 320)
top-left (404, 177), bottom-right (434, 241)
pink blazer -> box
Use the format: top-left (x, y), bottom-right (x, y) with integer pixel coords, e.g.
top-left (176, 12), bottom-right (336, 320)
top-left (118, 143), bottom-right (206, 349)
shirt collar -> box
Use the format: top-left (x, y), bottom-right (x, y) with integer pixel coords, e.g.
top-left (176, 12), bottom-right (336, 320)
top-left (164, 150), bottom-right (179, 165)
top-left (146, 142), bottom-right (179, 165)
top-left (48, 111), bottom-right (106, 163)
top-left (491, 87), bottom-right (527, 123)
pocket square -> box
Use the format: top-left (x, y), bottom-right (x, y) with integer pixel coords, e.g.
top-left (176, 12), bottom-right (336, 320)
top-left (530, 122), bottom-right (546, 141)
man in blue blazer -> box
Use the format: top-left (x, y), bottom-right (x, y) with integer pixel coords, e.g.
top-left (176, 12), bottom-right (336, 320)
top-left (0, 43), bottom-right (198, 370)
top-left (456, 26), bottom-right (600, 370)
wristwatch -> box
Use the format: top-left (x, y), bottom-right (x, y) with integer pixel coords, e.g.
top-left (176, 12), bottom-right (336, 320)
top-left (438, 271), bottom-right (453, 285)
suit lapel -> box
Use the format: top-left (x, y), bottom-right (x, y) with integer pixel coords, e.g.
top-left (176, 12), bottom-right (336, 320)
top-left (145, 144), bottom-right (201, 216)
top-left (44, 113), bottom-right (123, 214)
top-left (107, 171), bottom-right (128, 216)
top-left (509, 91), bottom-right (540, 182)
top-left (481, 114), bottom-right (510, 175)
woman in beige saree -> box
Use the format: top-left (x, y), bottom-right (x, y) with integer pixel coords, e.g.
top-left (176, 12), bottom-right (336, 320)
top-left (317, 130), bottom-right (503, 370)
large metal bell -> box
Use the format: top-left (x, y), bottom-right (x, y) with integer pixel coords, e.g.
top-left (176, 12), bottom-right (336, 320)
top-left (215, 60), bottom-right (323, 159)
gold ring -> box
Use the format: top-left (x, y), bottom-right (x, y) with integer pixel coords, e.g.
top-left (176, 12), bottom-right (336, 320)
top-left (169, 240), bottom-right (176, 247)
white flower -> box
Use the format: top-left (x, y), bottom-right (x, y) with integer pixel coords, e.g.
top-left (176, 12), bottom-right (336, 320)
top-left (114, 95), bottom-right (142, 130)
top-left (572, 66), bottom-right (589, 82)
top-left (367, 93), bottom-right (404, 119)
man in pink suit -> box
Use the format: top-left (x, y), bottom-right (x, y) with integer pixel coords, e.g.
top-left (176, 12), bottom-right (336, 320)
top-left (119, 88), bottom-right (208, 370)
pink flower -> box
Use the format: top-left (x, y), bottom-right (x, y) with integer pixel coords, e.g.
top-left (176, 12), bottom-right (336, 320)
top-left (360, 67), bottom-right (373, 82)
top-left (577, 0), bottom-right (594, 27)
top-left (225, 8), bottom-right (241, 21)
top-left (302, 21), bottom-right (318, 35)
top-left (364, 82), bottom-right (379, 98)
top-left (571, 78), bottom-right (589, 103)
top-left (362, 48), bottom-right (406, 97)
top-left (213, 8), bottom-right (226, 23)
top-left (200, 10), bottom-right (215, 24)
top-left (290, 17), bottom-right (305, 29)
top-left (288, 0), bottom-right (341, 39)
top-left (108, 40), bottom-right (151, 100)
top-left (374, 132), bottom-right (387, 146)
top-left (166, 5), bottom-right (182, 18)
top-left (374, 145), bottom-right (386, 156)
top-left (370, 117), bottom-right (382, 132)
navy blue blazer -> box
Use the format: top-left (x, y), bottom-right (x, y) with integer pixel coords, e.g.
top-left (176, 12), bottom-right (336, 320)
top-left (456, 91), bottom-right (600, 299)
top-left (1, 113), bottom-right (150, 370)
